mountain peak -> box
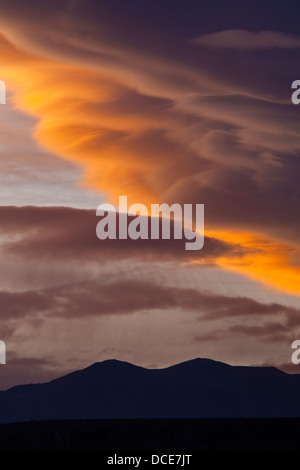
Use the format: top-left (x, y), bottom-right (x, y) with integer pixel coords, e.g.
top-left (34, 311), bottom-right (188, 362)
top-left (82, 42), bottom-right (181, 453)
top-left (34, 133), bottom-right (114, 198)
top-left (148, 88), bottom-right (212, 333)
top-left (88, 357), bottom-right (229, 371)
top-left (0, 357), bottom-right (298, 423)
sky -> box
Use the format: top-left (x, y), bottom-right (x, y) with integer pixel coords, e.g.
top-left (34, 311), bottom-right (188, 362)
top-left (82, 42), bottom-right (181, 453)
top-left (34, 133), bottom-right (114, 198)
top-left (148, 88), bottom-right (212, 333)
top-left (0, 0), bottom-right (300, 388)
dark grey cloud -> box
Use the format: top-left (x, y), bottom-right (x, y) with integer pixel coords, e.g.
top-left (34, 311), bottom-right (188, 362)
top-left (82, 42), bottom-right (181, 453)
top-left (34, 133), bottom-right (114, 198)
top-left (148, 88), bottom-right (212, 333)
top-left (1, 275), bottom-right (299, 323)
top-left (192, 30), bottom-right (300, 50)
top-left (0, 206), bottom-right (246, 263)
top-left (1, 1), bottom-right (300, 247)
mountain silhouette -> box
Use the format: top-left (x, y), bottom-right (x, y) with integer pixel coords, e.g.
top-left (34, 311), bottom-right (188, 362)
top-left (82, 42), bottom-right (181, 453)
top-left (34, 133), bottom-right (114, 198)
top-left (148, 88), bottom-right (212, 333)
top-left (0, 358), bottom-right (300, 423)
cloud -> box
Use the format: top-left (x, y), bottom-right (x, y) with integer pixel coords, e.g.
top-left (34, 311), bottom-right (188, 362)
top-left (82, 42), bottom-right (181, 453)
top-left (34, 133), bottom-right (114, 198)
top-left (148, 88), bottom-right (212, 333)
top-left (198, 295), bottom-right (300, 321)
top-left (0, 290), bottom-right (53, 320)
top-left (0, 354), bottom-right (64, 390)
top-left (48, 281), bottom-right (300, 320)
top-left (0, 205), bottom-right (245, 264)
top-left (1, 272), bottom-right (298, 324)
top-left (0, 4), bottom-right (299, 297)
top-left (192, 30), bottom-right (300, 50)
top-left (0, 1), bottom-right (300, 384)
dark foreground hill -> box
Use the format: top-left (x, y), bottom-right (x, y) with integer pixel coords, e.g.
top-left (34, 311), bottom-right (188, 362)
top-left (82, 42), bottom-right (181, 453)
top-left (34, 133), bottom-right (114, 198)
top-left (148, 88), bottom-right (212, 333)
top-left (0, 358), bottom-right (300, 423)
top-left (0, 418), bottom-right (300, 451)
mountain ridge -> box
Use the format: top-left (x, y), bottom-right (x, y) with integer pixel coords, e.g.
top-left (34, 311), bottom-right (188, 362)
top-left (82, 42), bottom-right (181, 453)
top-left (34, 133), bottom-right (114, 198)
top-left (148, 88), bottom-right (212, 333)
top-left (0, 357), bottom-right (298, 423)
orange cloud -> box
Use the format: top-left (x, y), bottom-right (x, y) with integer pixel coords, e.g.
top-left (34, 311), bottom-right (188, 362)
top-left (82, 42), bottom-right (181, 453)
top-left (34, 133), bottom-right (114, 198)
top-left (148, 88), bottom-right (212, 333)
top-left (1, 33), bottom-right (300, 297)
top-left (207, 230), bottom-right (300, 295)
top-left (1, 39), bottom-right (188, 205)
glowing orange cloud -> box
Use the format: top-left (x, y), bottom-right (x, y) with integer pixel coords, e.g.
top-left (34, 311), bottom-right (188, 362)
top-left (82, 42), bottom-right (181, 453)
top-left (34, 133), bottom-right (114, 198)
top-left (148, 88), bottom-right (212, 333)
top-left (206, 230), bottom-right (300, 295)
top-left (1, 33), bottom-right (300, 296)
